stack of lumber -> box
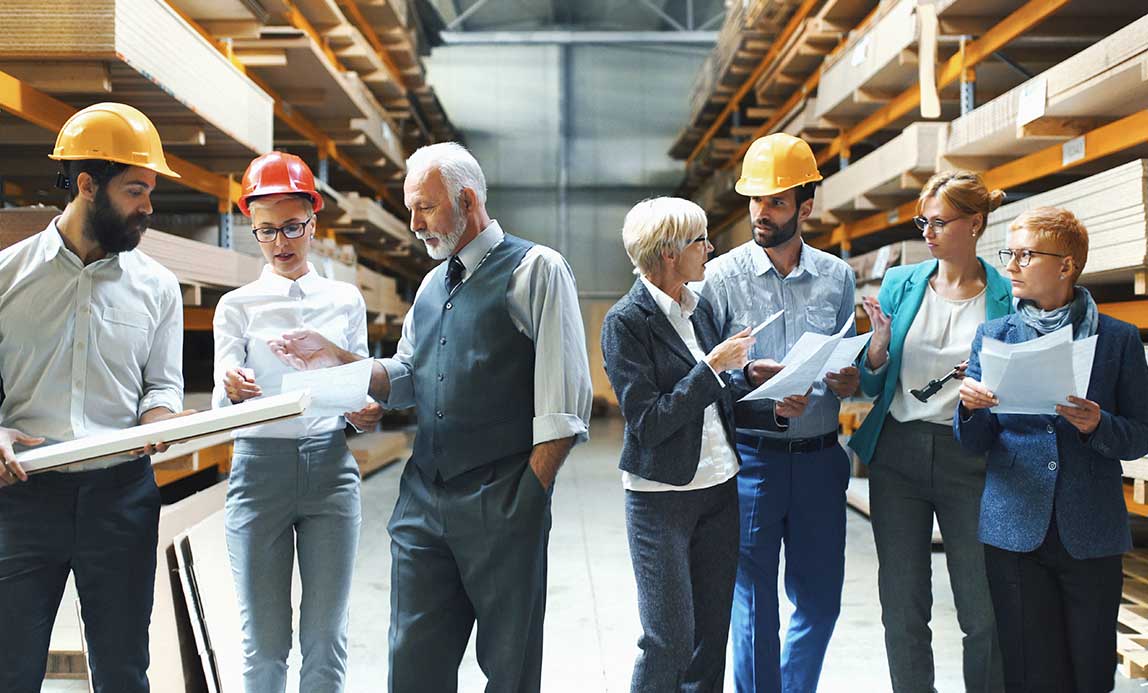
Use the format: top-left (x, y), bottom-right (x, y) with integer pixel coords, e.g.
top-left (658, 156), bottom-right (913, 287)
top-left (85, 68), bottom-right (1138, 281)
top-left (981, 160), bottom-right (1148, 285)
top-left (775, 96), bottom-right (840, 144)
top-left (357, 264), bottom-right (409, 319)
top-left (941, 13), bottom-right (1148, 171)
top-left (340, 192), bottom-right (409, 245)
top-left (846, 239), bottom-right (931, 286)
top-left (814, 122), bottom-right (945, 222)
top-left (312, 237), bottom-right (359, 285)
top-left (348, 429), bottom-right (413, 476)
top-left (0, 0), bottom-right (274, 159)
top-left (751, 13), bottom-right (847, 107)
top-left (139, 230), bottom-right (263, 288)
top-left (1118, 549), bottom-right (1148, 678)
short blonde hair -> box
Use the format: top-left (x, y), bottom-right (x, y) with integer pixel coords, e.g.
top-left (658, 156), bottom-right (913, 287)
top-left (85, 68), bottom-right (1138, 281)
top-left (622, 197), bottom-right (708, 276)
top-left (918, 170), bottom-right (1006, 237)
top-left (247, 192), bottom-right (314, 215)
top-left (1009, 206), bottom-right (1089, 280)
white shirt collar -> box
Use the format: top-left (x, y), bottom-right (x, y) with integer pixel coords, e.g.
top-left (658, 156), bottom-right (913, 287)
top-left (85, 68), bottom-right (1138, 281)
top-left (43, 217), bottom-right (123, 268)
top-left (640, 276), bottom-right (698, 320)
top-left (452, 220), bottom-right (504, 279)
top-left (258, 262), bottom-right (320, 296)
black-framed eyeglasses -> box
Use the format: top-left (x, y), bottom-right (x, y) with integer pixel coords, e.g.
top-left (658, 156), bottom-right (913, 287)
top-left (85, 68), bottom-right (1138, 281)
top-left (913, 215), bottom-right (966, 233)
top-left (690, 235), bottom-right (709, 245)
top-left (252, 215), bottom-right (314, 243)
top-left (997, 248), bottom-right (1066, 268)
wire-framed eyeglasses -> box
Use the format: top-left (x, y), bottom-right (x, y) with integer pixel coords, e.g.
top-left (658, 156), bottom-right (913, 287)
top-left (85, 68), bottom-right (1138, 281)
top-left (997, 248), bottom-right (1067, 268)
top-left (912, 215), bottom-right (966, 233)
top-left (252, 216), bottom-right (314, 243)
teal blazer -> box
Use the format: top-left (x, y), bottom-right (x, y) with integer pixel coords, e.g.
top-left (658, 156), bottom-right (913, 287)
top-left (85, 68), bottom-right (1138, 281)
top-left (848, 258), bottom-right (1013, 464)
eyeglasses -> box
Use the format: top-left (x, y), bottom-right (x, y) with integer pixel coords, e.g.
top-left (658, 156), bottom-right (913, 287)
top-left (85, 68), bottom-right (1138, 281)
top-left (252, 216), bottom-right (314, 243)
top-left (690, 235), bottom-right (709, 245)
top-left (997, 248), bottom-right (1067, 268)
top-left (913, 215), bottom-right (966, 233)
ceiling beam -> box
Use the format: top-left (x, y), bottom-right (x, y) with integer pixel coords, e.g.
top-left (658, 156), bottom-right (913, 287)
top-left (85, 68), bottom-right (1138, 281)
top-left (438, 30), bottom-right (718, 44)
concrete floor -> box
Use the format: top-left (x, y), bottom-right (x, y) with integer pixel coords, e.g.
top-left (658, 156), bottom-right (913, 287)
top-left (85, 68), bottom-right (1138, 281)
top-left (44, 417), bottom-right (1145, 691)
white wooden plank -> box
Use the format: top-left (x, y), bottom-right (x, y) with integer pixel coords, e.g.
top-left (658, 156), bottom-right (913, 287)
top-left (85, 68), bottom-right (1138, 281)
top-left (816, 122), bottom-right (945, 216)
top-left (17, 391), bottom-right (311, 473)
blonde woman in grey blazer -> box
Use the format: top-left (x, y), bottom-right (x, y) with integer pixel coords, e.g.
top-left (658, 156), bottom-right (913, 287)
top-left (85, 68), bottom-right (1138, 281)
top-left (602, 197), bottom-right (808, 692)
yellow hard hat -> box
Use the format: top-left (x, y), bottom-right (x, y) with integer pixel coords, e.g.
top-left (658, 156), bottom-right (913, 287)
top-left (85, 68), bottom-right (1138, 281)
top-left (49, 102), bottom-right (180, 179)
top-left (735, 133), bottom-right (821, 197)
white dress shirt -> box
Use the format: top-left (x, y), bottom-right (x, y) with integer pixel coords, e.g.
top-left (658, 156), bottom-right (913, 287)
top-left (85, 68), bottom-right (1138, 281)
top-left (380, 221), bottom-right (592, 446)
top-left (890, 283), bottom-right (986, 425)
top-left (623, 278), bottom-right (739, 492)
top-left (0, 221), bottom-right (184, 472)
top-left (213, 263), bottom-right (368, 439)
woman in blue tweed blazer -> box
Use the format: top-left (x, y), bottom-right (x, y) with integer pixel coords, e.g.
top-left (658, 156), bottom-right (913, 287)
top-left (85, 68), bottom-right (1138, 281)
top-left (957, 207), bottom-right (1148, 692)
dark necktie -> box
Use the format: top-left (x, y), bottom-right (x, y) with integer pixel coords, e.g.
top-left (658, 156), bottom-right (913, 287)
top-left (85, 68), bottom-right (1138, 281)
top-left (446, 255), bottom-right (465, 293)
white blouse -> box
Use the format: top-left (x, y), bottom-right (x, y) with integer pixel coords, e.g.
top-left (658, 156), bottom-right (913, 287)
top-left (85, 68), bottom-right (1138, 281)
top-left (890, 283), bottom-right (986, 426)
top-left (212, 263), bottom-right (368, 439)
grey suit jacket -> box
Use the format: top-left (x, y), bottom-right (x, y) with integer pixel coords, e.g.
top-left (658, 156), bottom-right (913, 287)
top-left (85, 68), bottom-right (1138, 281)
top-left (601, 279), bottom-right (781, 486)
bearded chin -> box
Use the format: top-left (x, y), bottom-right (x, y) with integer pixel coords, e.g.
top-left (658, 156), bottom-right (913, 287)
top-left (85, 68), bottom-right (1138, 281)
top-left (88, 188), bottom-right (148, 253)
top-left (753, 209), bottom-right (800, 249)
top-left (423, 210), bottom-right (468, 261)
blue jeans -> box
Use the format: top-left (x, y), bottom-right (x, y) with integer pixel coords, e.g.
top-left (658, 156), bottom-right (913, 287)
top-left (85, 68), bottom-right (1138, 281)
top-left (731, 440), bottom-right (849, 693)
top-left (226, 431), bottom-right (361, 693)
top-left (0, 457), bottom-right (159, 693)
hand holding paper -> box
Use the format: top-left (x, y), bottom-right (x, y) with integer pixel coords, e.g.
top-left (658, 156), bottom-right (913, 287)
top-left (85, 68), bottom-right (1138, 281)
top-left (280, 358), bottom-right (375, 418)
top-left (978, 326), bottom-right (1097, 415)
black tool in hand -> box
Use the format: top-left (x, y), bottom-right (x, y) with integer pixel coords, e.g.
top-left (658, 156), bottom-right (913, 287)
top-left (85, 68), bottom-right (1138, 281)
top-left (910, 365), bottom-right (962, 403)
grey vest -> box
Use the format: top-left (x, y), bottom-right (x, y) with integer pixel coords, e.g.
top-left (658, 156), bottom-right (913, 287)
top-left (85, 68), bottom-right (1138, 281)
top-left (410, 233), bottom-right (536, 480)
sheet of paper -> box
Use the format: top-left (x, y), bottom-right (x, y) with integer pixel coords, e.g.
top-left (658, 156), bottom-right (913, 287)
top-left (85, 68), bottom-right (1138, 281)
top-left (816, 334), bottom-right (871, 380)
top-left (750, 310), bottom-right (784, 337)
top-left (982, 327), bottom-right (1088, 415)
top-left (280, 359), bottom-right (375, 418)
top-left (740, 316), bottom-right (857, 402)
top-left (1072, 335), bottom-right (1098, 397)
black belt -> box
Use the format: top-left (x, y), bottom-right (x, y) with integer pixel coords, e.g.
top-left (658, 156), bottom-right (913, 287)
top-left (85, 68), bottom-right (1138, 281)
top-left (736, 431), bottom-right (838, 455)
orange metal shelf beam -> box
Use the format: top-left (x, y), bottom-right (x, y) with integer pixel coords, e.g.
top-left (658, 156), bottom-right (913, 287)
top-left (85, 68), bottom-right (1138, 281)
top-left (686, 0), bottom-right (821, 167)
top-left (162, 0), bottom-right (402, 210)
top-left (0, 70), bottom-right (242, 203)
top-left (1099, 300), bottom-right (1148, 330)
top-left (813, 108), bottom-right (1148, 250)
top-left (813, 0), bottom-right (1069, 168)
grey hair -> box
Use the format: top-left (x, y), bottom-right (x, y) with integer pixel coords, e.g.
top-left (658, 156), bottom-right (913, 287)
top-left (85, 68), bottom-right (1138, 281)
top-left (406, 142), bottom-right (487, 207)
top-left (622, 197), bottom-right (708, 276)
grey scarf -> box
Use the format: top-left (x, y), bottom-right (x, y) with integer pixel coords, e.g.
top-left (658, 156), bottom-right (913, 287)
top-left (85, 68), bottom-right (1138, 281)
top-left (1016, 286), bottom-right (1099, 340)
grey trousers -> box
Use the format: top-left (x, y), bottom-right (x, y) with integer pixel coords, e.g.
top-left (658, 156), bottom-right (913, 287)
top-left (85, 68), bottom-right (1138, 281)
top-left (869, 417), bottom-right (1004, 693)
top-left (625, 477), bottom-right (739, 693)
top-left (387, 453), bottom-right (551, 693)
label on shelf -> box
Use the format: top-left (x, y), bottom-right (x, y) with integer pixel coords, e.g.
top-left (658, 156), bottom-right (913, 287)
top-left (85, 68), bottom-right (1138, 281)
top-left (1017, 78), bottom-right (1047, 127)
top-left (1062, 136), bottom-right (1086, 167)
top-left (871, 244), bottom-right (893, 279)
top-left (851, 35), bottom-right (871, 67)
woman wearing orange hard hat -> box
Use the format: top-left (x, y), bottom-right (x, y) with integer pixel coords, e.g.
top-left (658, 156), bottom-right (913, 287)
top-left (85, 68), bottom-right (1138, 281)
top-left (212, 151), bottom-right (379, 693)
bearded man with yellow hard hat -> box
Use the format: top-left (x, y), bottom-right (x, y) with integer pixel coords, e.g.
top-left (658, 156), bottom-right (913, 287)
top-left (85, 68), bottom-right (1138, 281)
top-left (698, 133), bottom-right (859, 693)
top-left (0, 103), bottom-right (192, 693)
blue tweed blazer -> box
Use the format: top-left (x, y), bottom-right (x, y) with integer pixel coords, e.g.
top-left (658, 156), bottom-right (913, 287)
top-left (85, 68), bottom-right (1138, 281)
top-left (602, 279), bottom-right (779, 486)
top-left (955, 313), bottom-right (1148, 559)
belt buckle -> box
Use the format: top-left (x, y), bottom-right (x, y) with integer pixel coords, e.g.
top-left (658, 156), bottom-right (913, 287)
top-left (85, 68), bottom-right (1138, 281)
top-left (787, 439), bottom-right (805, 454)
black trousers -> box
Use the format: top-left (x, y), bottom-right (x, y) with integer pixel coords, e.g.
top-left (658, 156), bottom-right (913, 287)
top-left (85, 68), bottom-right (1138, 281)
top-left (983, 517), bottom-right (1122, 693)
top-left (0, 457), bottom-right (160, 693)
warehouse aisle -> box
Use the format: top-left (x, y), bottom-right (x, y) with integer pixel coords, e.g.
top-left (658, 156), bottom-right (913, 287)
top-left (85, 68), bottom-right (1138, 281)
top-left (41, 416), bottom-right (1142, 692)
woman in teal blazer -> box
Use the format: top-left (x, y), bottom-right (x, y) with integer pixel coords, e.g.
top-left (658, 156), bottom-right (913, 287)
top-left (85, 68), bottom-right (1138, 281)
top-left (848, 172), bottom-right (1012, 692)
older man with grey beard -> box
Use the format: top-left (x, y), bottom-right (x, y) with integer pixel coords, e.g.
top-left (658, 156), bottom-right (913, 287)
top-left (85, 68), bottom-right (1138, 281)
top-left (269, 141), bottom-right (593, 693)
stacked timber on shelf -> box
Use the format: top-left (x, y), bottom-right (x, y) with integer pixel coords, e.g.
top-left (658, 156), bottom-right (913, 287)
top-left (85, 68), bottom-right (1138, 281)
top-left (671, 0), bottom-right (808, 160)
top-left (846, 239), bottom-right (931, 309)
top-left (0, 0), bottom-right (274, 185)
top-left (981, 160), bottom-right (1148, 287)
top-left (814, 122), bottom-right (945, 224)
top-left (1118, 549), bottom-right (1148, 678)
top-left (750, 4), bottom-right (851, 111)
top-left (941, 13), bottom-right (1148, 171)
top-left (358, 264), bottom-right (410, 321)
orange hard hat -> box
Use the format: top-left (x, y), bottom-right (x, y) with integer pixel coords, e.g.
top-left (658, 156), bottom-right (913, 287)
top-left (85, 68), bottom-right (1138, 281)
top-left (50, 102), bottom-right (180, 179)
top-left (238, 151), bottom-right (324, 217)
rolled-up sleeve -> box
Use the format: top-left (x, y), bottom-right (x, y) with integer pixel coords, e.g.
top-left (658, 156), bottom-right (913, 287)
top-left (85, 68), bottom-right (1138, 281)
top-left (513, 247), bottom-right (592, 445)
top-left (138, 282), bottom-right (184, 417)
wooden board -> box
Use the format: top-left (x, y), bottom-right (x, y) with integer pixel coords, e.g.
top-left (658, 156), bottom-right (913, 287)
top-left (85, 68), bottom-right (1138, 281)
top-left (347, 429), bottom-right (412, 476)
top-left (340, 192), bottom-right (408, 245)
top-left (139, 229), bottom-right (264, 289)
top-left (815, 122), bottom-right (945, 220)
top-left (981, 160), bottom-right (1148, 283)
top-left (0, 0), bottom-right (274, 157)
top-left (942, 13), bottom-right (1148, 167)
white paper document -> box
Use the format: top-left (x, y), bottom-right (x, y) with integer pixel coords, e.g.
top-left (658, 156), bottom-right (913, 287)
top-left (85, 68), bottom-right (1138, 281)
top-left (740, 315), bottom-right (859, 402)
top-left (280, 359), bottom-right (375, 418)
top-left (980, 325), bottom-right (1097, 415)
